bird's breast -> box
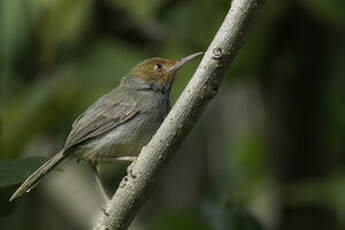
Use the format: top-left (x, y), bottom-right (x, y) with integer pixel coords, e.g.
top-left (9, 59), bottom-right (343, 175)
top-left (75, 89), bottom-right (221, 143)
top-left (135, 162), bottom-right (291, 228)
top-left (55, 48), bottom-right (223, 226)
top-left (76, 92), bottom-right (170, 161)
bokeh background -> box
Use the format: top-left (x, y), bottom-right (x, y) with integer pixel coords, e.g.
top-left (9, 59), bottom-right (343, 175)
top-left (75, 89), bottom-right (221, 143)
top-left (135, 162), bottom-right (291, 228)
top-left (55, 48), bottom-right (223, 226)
top-left (1, 0), bottom-right (345, 229)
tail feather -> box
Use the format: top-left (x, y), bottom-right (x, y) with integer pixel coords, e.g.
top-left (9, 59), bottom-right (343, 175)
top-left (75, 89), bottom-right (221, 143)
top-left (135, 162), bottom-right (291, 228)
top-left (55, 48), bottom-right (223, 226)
top-left (9, 150), bottom-right (67, 201)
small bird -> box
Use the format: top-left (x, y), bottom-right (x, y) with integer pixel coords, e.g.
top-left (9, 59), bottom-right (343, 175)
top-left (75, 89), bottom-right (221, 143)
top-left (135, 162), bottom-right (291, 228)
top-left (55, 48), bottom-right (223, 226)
top-left (10, 52), bottom-right (202, 202)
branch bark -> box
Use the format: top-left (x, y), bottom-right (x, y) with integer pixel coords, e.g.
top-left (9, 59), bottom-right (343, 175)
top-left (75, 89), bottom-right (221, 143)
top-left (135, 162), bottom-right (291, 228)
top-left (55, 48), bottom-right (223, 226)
top-left (94, 0), bottom-right (264, 229)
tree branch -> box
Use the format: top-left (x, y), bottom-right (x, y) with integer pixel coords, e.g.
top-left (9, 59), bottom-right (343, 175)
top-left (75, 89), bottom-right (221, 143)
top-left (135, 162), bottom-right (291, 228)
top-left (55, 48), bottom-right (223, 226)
top-left (94, 0), bottom-right (265, 229)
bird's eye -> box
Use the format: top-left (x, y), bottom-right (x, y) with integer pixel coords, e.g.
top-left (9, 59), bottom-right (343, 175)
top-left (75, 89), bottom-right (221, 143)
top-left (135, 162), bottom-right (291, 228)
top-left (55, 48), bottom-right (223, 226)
top-left (153, 63), bottom-right (162, 71)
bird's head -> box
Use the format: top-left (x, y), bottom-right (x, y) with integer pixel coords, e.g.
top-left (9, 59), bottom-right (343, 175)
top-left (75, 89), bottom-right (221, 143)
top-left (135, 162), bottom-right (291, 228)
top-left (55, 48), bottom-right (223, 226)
top-left (127, 52), bottom-right (202, 93)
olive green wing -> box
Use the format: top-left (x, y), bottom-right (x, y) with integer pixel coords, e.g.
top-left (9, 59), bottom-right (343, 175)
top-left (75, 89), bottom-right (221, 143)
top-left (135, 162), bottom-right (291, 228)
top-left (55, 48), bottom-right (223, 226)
top-left (63, 99), bottom-right (139, 150)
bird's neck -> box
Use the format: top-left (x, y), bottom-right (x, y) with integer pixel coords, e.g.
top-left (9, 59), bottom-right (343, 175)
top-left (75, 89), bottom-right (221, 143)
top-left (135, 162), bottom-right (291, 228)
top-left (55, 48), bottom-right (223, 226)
top-left (120, 75), bottom-right (171, 96)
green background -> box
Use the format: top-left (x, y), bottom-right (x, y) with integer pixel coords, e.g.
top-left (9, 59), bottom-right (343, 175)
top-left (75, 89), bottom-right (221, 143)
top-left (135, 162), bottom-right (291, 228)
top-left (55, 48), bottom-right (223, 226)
top-left (1, 0), bottom-right (345, 229)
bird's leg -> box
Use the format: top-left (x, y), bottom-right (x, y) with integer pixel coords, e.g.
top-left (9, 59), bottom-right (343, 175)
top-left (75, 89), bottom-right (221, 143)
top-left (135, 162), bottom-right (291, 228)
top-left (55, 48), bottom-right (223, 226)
top-left (89, 161), bottom-right (110, 203)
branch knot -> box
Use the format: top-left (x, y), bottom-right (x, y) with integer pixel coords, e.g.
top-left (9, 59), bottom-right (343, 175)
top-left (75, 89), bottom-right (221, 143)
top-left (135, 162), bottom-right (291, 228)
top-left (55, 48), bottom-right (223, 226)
top-left (212, 47), bottom-right (223, 59)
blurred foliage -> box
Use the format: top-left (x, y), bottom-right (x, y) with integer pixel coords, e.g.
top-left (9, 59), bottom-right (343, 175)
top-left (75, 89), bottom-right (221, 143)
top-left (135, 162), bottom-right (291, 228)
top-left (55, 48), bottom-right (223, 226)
top-left (0, 186), bottom-right (17, 217)
top-left (1, 0), bottom-right (345, 229)
top-left (149, 209), bottom-right (210, 230)
top-left (297, 0), bottom-right (345, 26)
top-left (0, 156), bottom-right (49, 187)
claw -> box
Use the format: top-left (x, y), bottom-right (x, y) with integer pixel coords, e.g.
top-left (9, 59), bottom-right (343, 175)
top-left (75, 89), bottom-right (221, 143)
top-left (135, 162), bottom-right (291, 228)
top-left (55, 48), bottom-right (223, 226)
top-left (100, 206), bottom-right (109, 216)
top-left (127, 159), bottom-right (137, 178)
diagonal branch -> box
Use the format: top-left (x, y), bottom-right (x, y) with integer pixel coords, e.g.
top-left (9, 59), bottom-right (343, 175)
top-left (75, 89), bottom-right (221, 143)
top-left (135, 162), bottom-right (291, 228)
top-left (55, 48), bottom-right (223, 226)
top-left (94, 0), bottom-right (265, 229)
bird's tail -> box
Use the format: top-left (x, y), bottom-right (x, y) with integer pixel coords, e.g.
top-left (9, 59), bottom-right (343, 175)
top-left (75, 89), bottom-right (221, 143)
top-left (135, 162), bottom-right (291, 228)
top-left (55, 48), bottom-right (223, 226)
top-left (9, 150), bottom-right (67, 201)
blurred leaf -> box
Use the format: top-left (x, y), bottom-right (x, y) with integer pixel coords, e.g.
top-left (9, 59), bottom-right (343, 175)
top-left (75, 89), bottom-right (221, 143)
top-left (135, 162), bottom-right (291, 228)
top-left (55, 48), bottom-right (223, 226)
top-left (0, 156), bottom-right (48, 187)
top-left (239, 133), bottom-right (266, 176)
top-left (37, 0), bottom-right (92, 64)
top-left (0, 0), bottom-right (29, 60)
top-left (0, 0), bottom-right (30, 101)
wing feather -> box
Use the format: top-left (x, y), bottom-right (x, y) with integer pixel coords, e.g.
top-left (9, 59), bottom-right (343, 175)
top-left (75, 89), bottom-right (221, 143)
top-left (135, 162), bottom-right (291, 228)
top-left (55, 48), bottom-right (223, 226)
top-left (64, 99), bottom-right (138, 150)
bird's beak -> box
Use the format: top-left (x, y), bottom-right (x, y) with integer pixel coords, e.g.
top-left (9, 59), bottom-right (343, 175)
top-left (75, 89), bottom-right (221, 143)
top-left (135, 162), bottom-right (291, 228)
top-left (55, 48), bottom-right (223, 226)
top-left (168, 52), bottom-right (203, 73)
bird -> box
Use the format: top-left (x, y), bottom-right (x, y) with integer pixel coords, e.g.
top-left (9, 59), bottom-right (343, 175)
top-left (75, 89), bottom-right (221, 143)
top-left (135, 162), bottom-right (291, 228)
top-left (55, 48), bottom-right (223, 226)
top-left (9, 52), bottom-right (202, 202)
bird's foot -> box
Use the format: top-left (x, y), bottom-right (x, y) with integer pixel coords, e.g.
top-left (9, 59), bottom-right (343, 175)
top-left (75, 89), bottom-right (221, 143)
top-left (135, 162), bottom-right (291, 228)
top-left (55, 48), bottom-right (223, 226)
top-left (100, 205), bottom-right (109, 216)
top-left (126, 157), bottom-right (138, 178)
